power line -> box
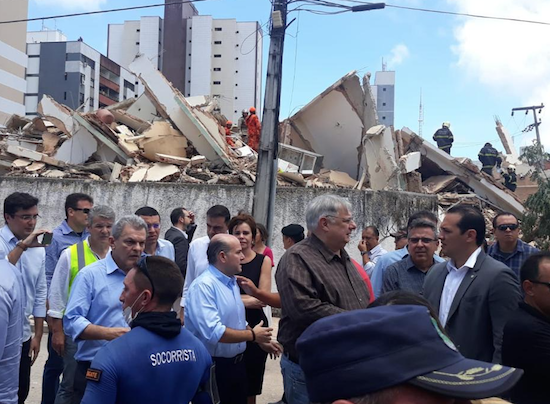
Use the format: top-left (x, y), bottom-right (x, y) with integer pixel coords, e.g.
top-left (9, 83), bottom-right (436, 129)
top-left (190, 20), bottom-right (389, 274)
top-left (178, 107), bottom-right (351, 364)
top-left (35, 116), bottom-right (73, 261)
top-left (0, 0), bottom-right (208, 25)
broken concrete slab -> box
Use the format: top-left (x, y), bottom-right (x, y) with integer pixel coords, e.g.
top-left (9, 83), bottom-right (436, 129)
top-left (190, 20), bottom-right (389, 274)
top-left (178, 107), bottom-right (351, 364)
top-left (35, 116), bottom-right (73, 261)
top-left (129, 167), bottom-right (148, 182)
top-left (12, 159), bottom-right (31, 168)
top-left (364, 125), bottom-right (404, 190)
top-left (109, 163), bottom-right (122, 182)
top-left (495, 117), bottom-right (519, 161)
top-left (115, 125), bottom-right (140, 157)
top-left (145, 163), bottom-right (179, 182)
top-left (43, 169), bottom-right (66, 178)
top-left (126, 94), bottom-right (160, 122)
top-left (399, 151), bottom-right (421, 173)
top-left (129, 54), bottom-right (232, 167)
top-left (73, 115), bottom-right (128, 163)
top-left (190, 156), bottom-right (206, 166)
top-left (6, 115), bottom-right (31, 131)
top-left (110, 109), bottom-right (151, 133)
top-left (155, 153), bottom-right (191, 166)
top-left (37, 95), bottom-right (76, 137)
top-left (25, 161), bottom-right (46, 172)
top-left (42, 132), bottom-right (61, 155)
top-left (326, 170), bottom-right (358, 188)
top-left (53, 125), bottom-right (98, 165)
top-left (7, 145), bottom-right (65, 167)
top-left (139, 121), bottom-right (188, 162)
top-left (423, 175), bottom-right (458, 194)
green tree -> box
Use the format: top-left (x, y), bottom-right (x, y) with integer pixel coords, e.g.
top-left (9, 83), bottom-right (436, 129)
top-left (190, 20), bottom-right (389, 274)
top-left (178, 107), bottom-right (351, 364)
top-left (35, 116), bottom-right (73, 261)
top-left (519, 142), bottom-right (550, 250)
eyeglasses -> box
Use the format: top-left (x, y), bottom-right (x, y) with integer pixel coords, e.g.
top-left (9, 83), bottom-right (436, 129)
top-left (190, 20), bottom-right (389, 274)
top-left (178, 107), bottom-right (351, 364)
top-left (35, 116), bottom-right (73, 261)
top-left (14, 214), bottom-right (40, 221)
top-left (529, 280), bottom-right (550, 290)
top-left (496, 224), bottom-right (519, 231)
top-left (138, 257), bottom-right (155, 298)
top-left (72, 208), bottom-right (91, 214)
top-left (146, 223), bottom-right (161, 229)
top-left (408, 237), bottom-right (437, 244)
top-left (326, 215), bottom-right (355, 224)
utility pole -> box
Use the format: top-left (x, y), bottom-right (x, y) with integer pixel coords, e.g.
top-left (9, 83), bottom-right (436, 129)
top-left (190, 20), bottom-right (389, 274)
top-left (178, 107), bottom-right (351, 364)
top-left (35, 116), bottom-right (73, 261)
top-left (252, 0), bottom-right (288, 242)
top-left (512, 104), bottom-right (544, 145)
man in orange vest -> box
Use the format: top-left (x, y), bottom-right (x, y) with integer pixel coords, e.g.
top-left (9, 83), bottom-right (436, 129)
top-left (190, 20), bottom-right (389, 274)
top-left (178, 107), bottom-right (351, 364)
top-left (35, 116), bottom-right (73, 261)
top-left (225, 121), bottom-right (235, 147)
top-left (247, 107), bottom-right (261, 151)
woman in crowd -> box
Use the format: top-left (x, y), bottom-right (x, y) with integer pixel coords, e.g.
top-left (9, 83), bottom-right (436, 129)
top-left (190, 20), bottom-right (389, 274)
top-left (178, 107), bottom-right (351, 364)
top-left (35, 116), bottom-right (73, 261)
top-left (229, 214), bottom-right (273, 404)
top-left (253, 223), bottom-right (274, 267)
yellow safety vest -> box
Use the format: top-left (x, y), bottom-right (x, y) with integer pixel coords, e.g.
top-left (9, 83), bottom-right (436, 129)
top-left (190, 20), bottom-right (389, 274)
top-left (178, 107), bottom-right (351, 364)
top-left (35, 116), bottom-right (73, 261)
top-left (68, 240), bottom-right (98, 293)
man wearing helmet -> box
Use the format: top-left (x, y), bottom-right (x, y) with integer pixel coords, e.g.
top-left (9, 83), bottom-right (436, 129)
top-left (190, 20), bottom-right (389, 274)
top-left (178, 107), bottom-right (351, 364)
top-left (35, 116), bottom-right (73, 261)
top-left (238, 109), bottom-right (249, 145)
top-left (433, 122), bottom-right (454, 154)
top-left (502, 165), bottom-right (517, 192)
top-left (246, 107), bottom-right (261, 152)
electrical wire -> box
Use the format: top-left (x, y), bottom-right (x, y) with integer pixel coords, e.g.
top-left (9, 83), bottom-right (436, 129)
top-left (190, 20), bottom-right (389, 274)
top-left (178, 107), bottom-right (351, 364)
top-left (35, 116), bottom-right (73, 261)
top-left (0, 0), bottom-right (208, 25)
top-left (287, 10), bottom-right (301, 115)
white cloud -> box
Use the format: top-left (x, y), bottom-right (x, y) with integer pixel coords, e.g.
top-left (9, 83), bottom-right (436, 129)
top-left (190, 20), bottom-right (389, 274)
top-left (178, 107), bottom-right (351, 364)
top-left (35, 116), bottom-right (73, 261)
top-left (386, 44), bottom-right (410, 69)
top-left (33, 0), bottom-right (106, 11)
top-left (448, 0), bottom-right (550, 148)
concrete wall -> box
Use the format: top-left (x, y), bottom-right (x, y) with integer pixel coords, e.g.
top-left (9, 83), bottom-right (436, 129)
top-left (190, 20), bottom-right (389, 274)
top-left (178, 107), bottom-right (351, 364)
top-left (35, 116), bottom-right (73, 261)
top-left (0, 178), bottom-right (437, 267)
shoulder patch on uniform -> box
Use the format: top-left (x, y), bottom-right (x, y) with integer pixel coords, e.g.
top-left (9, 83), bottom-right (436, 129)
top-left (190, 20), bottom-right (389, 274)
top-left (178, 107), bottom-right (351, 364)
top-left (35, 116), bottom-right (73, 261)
top-left (86, 368), bottom-right (102, 382)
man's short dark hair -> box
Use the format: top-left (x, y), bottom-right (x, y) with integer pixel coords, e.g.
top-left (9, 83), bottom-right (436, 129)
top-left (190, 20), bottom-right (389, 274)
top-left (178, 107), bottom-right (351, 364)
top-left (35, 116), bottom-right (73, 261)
top-left (407, 219), bottom-right (438, 238)
top-left (135, 256), bottom-right (183, 307)
top-left (492, 211), bottom-right (519, 229)
top-left (520, 252), bottom-right (550, 284)
top-left (207, 237), bottom-right (232, 265)
top-left (65, 193), bottom-right (93, 217)
top-left (169, 207), bottom-right (186, 226)
top-left (206, 205), bottom-right (230, 224)
top-left (4, 192), bottom-right (39, 217)
top-left (447, 204), bottom-right (485, 246)
top-left (364, 226), bottom-right (380, 238)
top-left (407, 210), bottom-right (438, 229)
top-left (135, 206), bottom-right (160, 217)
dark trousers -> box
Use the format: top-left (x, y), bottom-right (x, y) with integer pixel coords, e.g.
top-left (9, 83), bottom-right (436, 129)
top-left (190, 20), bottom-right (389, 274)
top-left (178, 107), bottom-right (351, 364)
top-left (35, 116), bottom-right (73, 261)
top-left (72, 361), bottom-right (91, 404)
top-left (213, 355), bottom-right (247, 404)
top-left (42, 332), bottom-right (64, 404)
top-left (482, 167), bottom-right (494, 176)
top-left (18, 338), bottom-right (32, 404)
top-left (439, 145), bottom-right (451, 154)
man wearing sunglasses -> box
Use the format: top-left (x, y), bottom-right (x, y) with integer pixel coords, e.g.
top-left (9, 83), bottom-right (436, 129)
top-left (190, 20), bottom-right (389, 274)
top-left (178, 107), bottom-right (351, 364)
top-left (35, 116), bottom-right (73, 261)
top-left (382, 219), bottom-right (439, 295)
top-left (488, 212), bottom-right (539, 278)
top-left (43, 193), bottom-right (93, 404)
top-left (81, 256), bottom-right (214, 404)
top-left (135, 206), bottom-right (175, 262)
top-left (64, 215), bottom-right (147, 404)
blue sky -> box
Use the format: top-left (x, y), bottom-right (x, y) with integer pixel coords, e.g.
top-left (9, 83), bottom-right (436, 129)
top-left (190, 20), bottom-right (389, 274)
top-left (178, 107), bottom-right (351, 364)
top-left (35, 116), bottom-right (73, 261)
top-left (27, 0), bottom-right (550, 161)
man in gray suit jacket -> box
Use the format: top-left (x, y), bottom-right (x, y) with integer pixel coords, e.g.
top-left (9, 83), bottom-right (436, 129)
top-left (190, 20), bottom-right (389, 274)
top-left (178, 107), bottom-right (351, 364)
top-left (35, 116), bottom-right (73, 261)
top-left (165, 207), bottom-right (197, 278)
top-left (423, 204), bottom-right (521, 364)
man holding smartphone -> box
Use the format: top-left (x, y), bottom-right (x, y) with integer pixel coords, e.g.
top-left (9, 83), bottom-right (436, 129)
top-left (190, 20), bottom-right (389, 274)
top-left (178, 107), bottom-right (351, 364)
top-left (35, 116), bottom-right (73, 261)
top-left (0, 192), bottom-right (51, 404)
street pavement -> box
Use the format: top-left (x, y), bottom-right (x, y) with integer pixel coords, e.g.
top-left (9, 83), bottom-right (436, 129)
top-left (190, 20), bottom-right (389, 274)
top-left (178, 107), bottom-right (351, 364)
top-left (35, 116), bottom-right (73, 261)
top-left (26, 318), bottom-right (284, 404)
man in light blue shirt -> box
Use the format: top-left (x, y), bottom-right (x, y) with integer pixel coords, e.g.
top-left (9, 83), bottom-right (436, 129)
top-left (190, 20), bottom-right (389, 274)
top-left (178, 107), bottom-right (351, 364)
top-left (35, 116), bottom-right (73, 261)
top-left (370, 210), bottom-right (445, 297)
top-left (63, 215), bottom-right (147, 404)
top-left (135, 207), bottom-right (175, 261)
top-left (43, 192), bottom-right (93, 404)
top-left (0, 192), bottom-right (50, 404)
top-left (0, 255), bottom-right (25, 404)
top-left (186, 234), bottom-right (277, 404)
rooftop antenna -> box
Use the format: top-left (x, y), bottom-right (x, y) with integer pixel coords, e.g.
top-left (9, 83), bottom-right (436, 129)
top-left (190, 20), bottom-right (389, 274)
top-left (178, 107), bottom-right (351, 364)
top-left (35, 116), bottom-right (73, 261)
top-left (382, 58), bottom-right (387, 72)
top-left (418, 88), bottom-right (424, 138)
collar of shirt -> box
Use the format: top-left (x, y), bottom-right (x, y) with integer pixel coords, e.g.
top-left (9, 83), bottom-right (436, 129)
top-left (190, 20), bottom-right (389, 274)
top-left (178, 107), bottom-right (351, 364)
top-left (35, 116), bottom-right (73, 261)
top-left (85, 237), bottom-right (110, 260)
top-left (491, 239), bottom-right (527, 258)
top-left (105, 252), bottom-right (123, 275)
top-left (368, 244), bottom-right (384, 258)
top-left (446, 247), bottom-right (482, 273)
top-left (0, 225), bottom-right (19, 244)
top-left (208, 265), bottom-right (236, 288)
top-left (310, 233), bottom-right (349, 263)
top-left (172, 226), bottom-right (188, 239)
top-left (60, 219), bottom-right (84, 236)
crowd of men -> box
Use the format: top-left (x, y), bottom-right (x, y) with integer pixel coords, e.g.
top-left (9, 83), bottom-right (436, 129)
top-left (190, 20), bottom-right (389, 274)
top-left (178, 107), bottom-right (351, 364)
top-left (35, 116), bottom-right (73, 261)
top-left (0, 189), bottom-right (547, 404)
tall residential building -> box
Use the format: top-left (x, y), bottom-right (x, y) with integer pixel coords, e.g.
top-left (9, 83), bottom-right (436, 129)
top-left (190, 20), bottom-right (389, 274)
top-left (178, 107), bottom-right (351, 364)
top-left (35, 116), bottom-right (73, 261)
top-left (185, 16), bottom-right (263, 122)
top-left (0, 0), bottom-right (29, 124)
top-left (107, 13), bottom-right (263, 123)
top-left (372, 69), bottom-right (395, 126)
top-left (26, 40), bottom-right (137, 117)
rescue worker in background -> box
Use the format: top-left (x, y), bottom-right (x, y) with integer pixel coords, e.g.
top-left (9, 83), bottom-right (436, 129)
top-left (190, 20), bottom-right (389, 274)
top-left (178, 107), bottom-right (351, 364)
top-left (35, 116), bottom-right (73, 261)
top-left (225, 121), bottom-right (234, 147)
top-left (81, 256), bottom-right (214, 404)
top-left (238, 109), bottom-right (249, 145)
top-left (247, 107), bottom-right (261, 152)
top-left (503, 165), bottom-right (517, 192)
top-left (432, 122), bottom-right (454, 154)
top-left (478, 142), bottom-right (502, 176)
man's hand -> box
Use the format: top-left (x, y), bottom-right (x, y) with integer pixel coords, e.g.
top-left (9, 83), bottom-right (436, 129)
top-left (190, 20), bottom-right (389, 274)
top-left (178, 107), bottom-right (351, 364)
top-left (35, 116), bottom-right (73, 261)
top-left (358, 240), bottom-right (367, 253)
top-left (107, 327), bottom-right (130, 341)
top-left (243, 296), bottom-right (266, 310)
top-left (188, 211), bottom-right (195, 224)
top-left (22, 229), bottom-right (52, 249)
top-left (237, 276), bottom-right (259, 297)
top-left (259, 340), bottom-right (283, 359)
top-left (252, 321), bottom-right (272, 344)
top-left (52, 330), bottom-right (65, 357)
top-left (30, 335), bottom-right (42, 365)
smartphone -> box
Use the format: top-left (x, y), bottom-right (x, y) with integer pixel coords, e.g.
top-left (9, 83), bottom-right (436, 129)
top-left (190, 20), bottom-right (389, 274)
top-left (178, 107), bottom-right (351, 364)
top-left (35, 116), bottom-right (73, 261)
top-left (40, 233), bottom-right (53, 246)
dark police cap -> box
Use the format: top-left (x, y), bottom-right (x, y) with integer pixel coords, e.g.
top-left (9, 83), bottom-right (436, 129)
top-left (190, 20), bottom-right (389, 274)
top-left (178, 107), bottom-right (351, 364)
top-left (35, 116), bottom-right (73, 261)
top-left (281, 224), bottom-right (304, 237)
top-left (296, 305), bottom-right (522, 403)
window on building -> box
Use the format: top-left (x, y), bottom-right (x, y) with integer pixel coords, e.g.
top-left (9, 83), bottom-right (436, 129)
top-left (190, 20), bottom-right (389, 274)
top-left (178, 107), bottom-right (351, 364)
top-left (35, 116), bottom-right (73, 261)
top-left (189, 40), bottom-right (192, 43)
top-left (137, 29), bottom-right (140, 32)
top-left (383, 88), bottom-right (386, 91)
top-left (235, 83), bottom-right (238, 86)
top-left (188, 80), bottom-right (191, 83)
top-left (214, 54), bottom-right (222, 58)
top-left (236, 44), bottom-right (239, 47)
top-left (214, 41), bottom-right (222, 45)
top-left (136, 42), bottom-right (140, 45)
top-left (64, 73), bottom-right (68, 81)
top-left (235, 70), bottom-right (238, 73)
top-left (214, 67), bottom-right (221, 71)
top-left (382, 116), bottom-right (386, 120)
top-left (80, 74), bottom-right (86, 84)
top-left (382, 102), bottom-right (386, 106)
top-left (189, 67), bottom-right (191, 70)
top-left (189, 53), bottom-right (191, 57)
top-left (235, 57), bottom-right (239, 60)
top-left (213, 81), bottom-right (221, 85)
top-left (90, 98), bottom-right (94, 107)
top-left (188, 94), bottom-right (190, 96)
top-left (236, 31), bottom-right (239, 33)
top-left (91, 79), bottom-right (95, 88)
top-left (215, 27), bottom-right (222, 31)
top-left (79, 93), bottom-right (85, 105)
top-left (235, 97), bottom-right (238, 100)
top-left (64, 92), bottom-right (67, 100)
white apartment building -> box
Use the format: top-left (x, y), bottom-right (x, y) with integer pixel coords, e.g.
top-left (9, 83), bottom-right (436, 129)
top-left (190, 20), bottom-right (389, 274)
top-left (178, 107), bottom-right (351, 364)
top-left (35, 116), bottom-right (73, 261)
top-left (27, 29), bottom-right (67, 44)
top-left (185, 16), bottom-right (263, 122)
top-left (0, 0), bottom-right (29, 124)
top-left (372, 70), bottom-right (396, 126)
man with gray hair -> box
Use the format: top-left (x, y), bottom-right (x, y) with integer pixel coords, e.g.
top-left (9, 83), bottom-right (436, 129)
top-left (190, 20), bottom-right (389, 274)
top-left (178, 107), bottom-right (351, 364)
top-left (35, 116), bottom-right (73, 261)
top-left (64, 215), bottom-right (147, 404)
top-left (275, 194), bottom-right (371, 404)
top-left (382, 219), bottom-right (439, 295)
top-left (47, 206), bottom-right (115, 404)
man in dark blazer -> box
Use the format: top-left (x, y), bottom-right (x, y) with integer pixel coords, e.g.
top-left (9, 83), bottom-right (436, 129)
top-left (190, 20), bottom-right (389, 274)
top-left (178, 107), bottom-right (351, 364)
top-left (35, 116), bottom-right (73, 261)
top-left (165, 207), bottom-right (197, 278)
top-left (423, 204), bottom-right (521, 364)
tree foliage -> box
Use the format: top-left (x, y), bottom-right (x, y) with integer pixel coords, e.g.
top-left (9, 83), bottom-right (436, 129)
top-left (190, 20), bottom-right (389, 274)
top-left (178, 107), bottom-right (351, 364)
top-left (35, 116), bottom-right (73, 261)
top-left (519, 142), bottom-right (550, 250)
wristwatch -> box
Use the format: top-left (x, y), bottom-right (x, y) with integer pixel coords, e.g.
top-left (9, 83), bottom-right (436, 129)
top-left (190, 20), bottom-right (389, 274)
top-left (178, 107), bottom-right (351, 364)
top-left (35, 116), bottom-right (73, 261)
top-left (16, 241), bottom-right (28, 251)
top-left (360, 251), bottom-right (369, 256)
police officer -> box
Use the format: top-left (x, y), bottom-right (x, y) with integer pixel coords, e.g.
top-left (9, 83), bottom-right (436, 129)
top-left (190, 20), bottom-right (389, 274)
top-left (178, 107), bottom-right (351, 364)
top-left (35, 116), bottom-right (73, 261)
top-left (81, 256), bottom-right (214, 404)
top-left (432, 122), bottom-right (454, 154)
top-left (478, 142), bottom-right (502, 176)
top-left (503, 165), bottom-right (517, 192)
